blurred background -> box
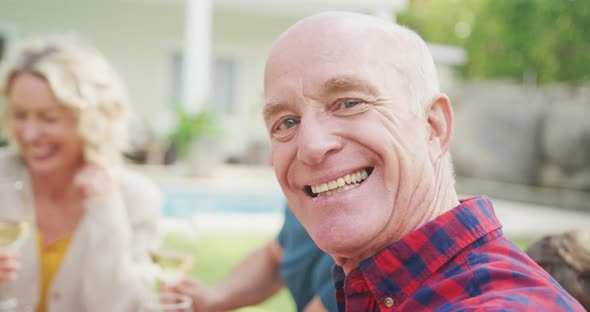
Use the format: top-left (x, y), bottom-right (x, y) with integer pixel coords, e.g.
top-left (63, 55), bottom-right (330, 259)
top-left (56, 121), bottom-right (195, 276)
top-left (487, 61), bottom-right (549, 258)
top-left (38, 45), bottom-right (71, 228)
top-left (1, 0), bottom-right (589, 310)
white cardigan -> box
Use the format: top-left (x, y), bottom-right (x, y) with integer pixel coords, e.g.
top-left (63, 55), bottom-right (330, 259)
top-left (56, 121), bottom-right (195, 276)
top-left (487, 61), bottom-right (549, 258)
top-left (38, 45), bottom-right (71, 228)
top-left (0, 149), bottom-right (163, 311)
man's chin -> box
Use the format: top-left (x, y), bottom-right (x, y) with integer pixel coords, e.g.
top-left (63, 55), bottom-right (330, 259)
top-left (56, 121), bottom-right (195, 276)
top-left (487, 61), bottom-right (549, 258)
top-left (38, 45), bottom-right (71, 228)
top-left (316, 238), bottom-right (368, 262)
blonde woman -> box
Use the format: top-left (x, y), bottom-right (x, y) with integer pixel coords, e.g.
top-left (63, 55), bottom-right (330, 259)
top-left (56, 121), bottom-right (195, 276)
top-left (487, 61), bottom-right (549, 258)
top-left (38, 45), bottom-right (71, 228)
top-left (0, 35), bottom-right (162, 311)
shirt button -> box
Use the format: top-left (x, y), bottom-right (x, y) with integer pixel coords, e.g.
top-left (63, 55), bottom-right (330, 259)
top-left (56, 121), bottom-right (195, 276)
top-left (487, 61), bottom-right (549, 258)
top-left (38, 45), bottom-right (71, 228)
top-left (384, 297), bottom-right (395, 308)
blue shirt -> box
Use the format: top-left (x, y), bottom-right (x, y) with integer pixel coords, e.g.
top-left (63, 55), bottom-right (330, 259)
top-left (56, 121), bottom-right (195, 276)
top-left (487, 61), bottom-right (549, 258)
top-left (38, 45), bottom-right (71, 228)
top-left (278, 207), bottom-right (337, 312)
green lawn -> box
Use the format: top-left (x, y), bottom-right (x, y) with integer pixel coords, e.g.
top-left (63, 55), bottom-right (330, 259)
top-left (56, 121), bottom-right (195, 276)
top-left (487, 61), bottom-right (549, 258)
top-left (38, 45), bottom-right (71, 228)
top-left (163, 233), bottom-right (296, 312)
top-left (163, 233), bottom-right (532, 312)
top-left (512, 238), bottom-right (532, 251)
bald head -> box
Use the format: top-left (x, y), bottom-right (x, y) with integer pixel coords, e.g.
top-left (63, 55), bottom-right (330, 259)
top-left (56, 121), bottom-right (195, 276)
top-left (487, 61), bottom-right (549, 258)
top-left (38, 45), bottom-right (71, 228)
top-left (265, 11), bottom-right (440, 114)
top-left (263, 12), bottom-right (457, 268)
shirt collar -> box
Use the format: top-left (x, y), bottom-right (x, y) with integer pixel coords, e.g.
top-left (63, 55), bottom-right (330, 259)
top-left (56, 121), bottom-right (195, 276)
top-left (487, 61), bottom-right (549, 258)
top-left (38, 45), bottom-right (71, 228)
top-left (334, 196), bottom-right (503, 304)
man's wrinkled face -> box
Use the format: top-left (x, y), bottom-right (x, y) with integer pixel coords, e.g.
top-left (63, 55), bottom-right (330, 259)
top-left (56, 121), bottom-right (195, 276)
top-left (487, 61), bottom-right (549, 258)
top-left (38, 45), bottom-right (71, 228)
top-left (263, 24), bottom-right (437, 265)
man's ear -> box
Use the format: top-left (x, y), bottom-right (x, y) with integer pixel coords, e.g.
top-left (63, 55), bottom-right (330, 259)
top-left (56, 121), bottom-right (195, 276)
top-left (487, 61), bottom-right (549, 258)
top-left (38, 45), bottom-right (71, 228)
top-left (426, 94), bottom-right (454, 160)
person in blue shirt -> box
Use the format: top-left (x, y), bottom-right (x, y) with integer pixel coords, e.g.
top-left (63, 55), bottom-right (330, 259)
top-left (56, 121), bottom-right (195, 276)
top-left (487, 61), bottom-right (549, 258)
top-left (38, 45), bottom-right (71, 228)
top-left (277, 208), bottom-right (336, 311)
top-left (167, 206), bottom-right (337, 312)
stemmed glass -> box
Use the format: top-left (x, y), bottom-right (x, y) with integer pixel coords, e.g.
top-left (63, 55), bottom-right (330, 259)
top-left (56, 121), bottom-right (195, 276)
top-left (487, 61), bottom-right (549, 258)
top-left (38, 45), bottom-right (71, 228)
top-left (154, 213), bottom-right (199, 286)
top-left (149, 247), bottom-right (196, 285)
top-left (141, 247), bottom-right (195, 312)
top-left (0, 179), bottom-right (31, 312)
top-left (143, 247), bottom-right (195, 311)
top-left (143, 217), bottom-right (197, 311)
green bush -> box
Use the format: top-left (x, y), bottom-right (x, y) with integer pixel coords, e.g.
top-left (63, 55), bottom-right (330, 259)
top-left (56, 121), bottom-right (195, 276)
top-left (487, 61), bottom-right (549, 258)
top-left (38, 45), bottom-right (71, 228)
top-left (170, 107), bottom-right (223, 159)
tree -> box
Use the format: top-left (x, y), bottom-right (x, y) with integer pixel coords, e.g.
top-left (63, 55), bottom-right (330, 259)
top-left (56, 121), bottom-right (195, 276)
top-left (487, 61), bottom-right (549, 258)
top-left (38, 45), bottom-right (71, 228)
top-left (397, 0), bottom-right (590, 84)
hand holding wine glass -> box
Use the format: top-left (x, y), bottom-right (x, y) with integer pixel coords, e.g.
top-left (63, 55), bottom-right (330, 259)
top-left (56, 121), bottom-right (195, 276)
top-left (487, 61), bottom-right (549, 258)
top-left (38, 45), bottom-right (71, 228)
top-left (0, 179), bottom-right (31, 311)
top-left (142, 248), bottom-right (195, 311)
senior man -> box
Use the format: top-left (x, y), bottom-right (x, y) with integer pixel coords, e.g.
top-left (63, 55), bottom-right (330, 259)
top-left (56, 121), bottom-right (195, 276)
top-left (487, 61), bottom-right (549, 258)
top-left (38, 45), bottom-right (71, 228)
top-left (262, 12), bottom-right (584, 311)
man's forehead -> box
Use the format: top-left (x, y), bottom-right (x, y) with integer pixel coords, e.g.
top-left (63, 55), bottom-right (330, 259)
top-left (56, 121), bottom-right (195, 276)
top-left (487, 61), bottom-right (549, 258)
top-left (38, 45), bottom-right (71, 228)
top-left (266, 23), bottom-right (412, 81)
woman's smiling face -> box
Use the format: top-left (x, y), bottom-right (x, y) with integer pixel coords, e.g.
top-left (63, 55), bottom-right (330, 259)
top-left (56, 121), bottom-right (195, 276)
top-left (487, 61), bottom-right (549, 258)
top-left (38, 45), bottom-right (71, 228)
top-left (8, 72), bottom-right (84, 176)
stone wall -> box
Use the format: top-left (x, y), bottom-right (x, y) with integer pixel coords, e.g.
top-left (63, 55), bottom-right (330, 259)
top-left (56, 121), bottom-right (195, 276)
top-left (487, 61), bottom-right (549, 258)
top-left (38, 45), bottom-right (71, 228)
top-left (450, 81), bottom-right (590, 193)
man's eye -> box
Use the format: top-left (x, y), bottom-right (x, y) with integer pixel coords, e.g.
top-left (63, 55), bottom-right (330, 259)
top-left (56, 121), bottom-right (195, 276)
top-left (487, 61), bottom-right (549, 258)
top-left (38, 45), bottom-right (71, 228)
top-left (271, 117), bottom-right (299, 140)
top-left (342, 99), bottom-right (361, 108)
top-left (281, 118), bottom-right (299, 129)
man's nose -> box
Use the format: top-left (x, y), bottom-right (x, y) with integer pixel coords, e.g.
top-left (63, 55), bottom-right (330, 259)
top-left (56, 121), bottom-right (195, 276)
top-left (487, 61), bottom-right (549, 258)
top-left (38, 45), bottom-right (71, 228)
top-left (296, 114), bottom-right (343, 165)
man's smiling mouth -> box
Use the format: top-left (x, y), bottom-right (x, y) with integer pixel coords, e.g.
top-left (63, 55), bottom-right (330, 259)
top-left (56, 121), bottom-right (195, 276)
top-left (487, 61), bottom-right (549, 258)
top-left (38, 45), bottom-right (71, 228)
top-left (305, 167), bottom-right (374, 198)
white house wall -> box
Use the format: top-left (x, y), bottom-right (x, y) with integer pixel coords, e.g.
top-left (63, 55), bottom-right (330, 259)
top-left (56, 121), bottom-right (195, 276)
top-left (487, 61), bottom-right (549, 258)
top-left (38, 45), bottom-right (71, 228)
top-left (0, 1), bottom-right (456, 163)
top-left (212, 11), bottom-right (299, 158)
top-left (0, 1), bottom-right (298, 161)
top-left (0, 0), bottom-right (185, 134)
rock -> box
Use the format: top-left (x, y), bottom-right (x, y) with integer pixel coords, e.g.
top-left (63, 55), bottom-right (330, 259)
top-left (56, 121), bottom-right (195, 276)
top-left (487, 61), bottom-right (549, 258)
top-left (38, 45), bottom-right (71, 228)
top-left (452, 85), bottom-right (545, 184)
top-left (541, 100), bottom-right (590, 172)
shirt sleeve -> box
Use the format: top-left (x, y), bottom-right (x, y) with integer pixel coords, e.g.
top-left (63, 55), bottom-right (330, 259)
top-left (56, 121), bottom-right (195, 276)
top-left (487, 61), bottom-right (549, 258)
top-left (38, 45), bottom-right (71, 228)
top-left (79, 170), bottom-right (163, 312)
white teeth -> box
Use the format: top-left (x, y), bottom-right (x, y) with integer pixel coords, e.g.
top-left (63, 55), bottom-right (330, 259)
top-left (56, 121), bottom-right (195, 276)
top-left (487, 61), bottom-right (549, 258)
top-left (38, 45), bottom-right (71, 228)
top-left (344, 174), bottom-right (351, 184)
top-left (328, 180), bottom-right (337, 189)
top-left (318, 184), bottom-right (357, 197)
top-left (310, 168), bottom-right (370, 196)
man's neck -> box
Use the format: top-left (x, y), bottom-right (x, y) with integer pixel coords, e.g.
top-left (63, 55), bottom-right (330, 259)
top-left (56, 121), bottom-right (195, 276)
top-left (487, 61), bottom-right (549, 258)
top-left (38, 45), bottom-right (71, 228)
top-left (338, 164), bottom-right (460, 274)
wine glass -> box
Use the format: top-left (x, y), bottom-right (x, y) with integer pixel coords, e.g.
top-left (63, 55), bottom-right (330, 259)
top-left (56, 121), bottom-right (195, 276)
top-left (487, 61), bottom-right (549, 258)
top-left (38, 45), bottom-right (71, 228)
top-left (148, 217), bottom-right (196, 310)
top-left (144, 248), bottom-right (194, 312)
top-left (153, 215), bottom-right (198, 285)
top-left (149, 247), bottom-right (196, 285)
top-left (0, 179), bottom-right (31, 311)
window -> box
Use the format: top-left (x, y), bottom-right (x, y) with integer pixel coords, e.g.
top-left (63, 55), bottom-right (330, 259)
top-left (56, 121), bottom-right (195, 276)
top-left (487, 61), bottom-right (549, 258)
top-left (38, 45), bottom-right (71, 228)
top-left (167, 51), bottom-right (238, 115)
top-left (168, 50), bottom-right (183, 104)
top-left (0, 31), bottom-right (9, 146)
top-left (0, 33), bottom-right (7, 63)
top-left (0, 33), bottom-right (6, 62)
top-left (212, 57), bottom-right (236, 115)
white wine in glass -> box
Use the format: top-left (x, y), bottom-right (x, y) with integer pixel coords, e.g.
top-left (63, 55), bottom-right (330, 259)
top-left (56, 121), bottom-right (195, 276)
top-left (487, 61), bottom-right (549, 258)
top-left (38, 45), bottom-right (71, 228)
top-left (0, 179), bottom-right (31, 311)
top-left (150, 248), bottom-right (195, 284)
top-left (0, 221), bottom-right (29, 251)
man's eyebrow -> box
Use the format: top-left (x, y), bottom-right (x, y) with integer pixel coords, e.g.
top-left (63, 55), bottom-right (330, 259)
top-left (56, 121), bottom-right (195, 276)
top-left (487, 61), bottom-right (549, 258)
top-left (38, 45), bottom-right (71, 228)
top-left (262, 100), bottom-right (288, 123)
top-left (320, 75), bottom-right (379, 97)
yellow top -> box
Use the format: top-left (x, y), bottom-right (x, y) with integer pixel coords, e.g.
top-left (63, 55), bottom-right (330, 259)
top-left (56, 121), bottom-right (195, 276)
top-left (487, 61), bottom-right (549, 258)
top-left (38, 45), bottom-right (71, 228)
top-left (36, 230), bottom-right (73, 312)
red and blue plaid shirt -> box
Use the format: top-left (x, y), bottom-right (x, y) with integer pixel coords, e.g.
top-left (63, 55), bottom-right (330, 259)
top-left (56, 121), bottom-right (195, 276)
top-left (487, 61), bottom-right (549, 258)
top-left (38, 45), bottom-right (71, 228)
top-left (333, 196), bottom-right (585, 311)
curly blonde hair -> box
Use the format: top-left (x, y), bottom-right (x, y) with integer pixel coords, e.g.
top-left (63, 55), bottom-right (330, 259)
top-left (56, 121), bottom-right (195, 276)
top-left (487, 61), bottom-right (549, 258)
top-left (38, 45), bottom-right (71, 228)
top-left (0, 34), bottom-right (130, 167)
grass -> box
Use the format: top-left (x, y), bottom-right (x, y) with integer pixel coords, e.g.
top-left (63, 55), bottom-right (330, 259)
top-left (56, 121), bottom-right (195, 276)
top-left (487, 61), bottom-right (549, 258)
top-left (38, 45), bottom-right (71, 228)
top-left (511, 238), bottom-right (532, 251)
top-left (163, 233), bottom-right (296, 312)
top-left (163, 232), bottom-right (532, 312)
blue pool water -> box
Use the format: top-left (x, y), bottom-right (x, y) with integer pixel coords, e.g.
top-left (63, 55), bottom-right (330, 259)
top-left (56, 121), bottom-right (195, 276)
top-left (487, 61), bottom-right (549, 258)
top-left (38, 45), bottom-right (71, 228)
top-left (162, 188), bottom-right (286, 218)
